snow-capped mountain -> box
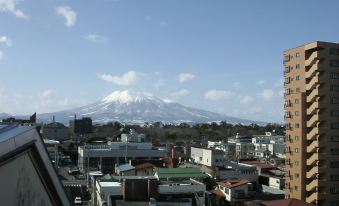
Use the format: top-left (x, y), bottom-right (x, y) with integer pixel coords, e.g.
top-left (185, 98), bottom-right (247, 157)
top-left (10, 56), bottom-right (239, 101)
top-left (37, 90), bottom-right (262, 125)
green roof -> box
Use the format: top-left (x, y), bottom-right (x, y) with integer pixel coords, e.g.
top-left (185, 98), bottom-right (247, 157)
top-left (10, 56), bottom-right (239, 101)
top-left (155, 168), bottom-right (208, 179)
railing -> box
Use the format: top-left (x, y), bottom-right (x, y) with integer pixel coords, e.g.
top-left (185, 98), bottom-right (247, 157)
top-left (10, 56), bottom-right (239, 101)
top-left (306, 62), bottom-right (319, 79)
top-left (306, 166), bottom-right (319, 179)
top-left (307, 140), bottom-right (319, 153)
top-left (307, 101), bottom-right (320, 115)
top-left (306, 178), bottom-right (319, 192)
top-left (306, 74), bottom-right (320, 91)
top-left (306, 87), bottom-right (320, 103)
top-left (307, 127), bottom-right (320, 141)
top-left (306, 191), bottom-right (319, 204)
top-left (307, 153), bottom-right (319, 166)
top-left (307, 114), bottom-right (320, 128)
top-left (305, 51), bottom-right (319, 67)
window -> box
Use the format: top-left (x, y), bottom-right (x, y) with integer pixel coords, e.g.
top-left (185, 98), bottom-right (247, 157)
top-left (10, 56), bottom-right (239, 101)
top-left (331, 97), bottom-right (339, 104)
top-left (295, 123), bottom-right (300, 128)
top-left (294, 185), bottom-right (299, 191)
top-left (296, 75), bottom-right (300, 80)
top-left (330, 48), bottom-right (339, 55)
top-left (331, 72), bottom-right (339, 79)
top-left (295, 99), bottom-right (299, 104)
top-left (295, 111), bottom-right (299, 116)
top-left (331, 175), bottom-right (339, 181)
top-left (295, 148), bottom-right (299, 153)
top-left (332, 123), bottom-right (339, 129)
top-left (330, 60), bottom-right (339, 67)
top-left (296, 87), bottom-right (301, 93)
top-left (331, 161), bottom-right (339, 168)
top-left (296, 52), bottom-right (300, 58)
top-left (332, 111), bottom-right (339, 116)
top-left (331, 148), bottom-right (339, 155)
top-left (331, 85), bottom-right (339, 92)
top-left (331, 136), bottom-right (339, 142)
top-left (294, 173), bottom-right (300, 178)
top-left (295, 136), bottom-right (299, 141)
top-left (294, 161), bottom-right (299, 166)
top-left (330, 187), bottom-right (339, 194)
top-left (296, 64), bottom-right (300, 69)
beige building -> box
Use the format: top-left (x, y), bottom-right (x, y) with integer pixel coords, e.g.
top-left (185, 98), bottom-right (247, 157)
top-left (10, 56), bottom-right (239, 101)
top-left (284, 41), bottom-right (339, 205)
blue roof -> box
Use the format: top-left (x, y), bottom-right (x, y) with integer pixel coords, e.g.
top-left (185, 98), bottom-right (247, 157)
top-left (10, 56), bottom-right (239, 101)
top-left (116, 164), bottom-right (135, 172)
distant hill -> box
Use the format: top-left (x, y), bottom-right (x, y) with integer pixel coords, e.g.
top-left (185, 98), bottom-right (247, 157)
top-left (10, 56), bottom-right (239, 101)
top-left (36, 90), bottom-right (265, 125)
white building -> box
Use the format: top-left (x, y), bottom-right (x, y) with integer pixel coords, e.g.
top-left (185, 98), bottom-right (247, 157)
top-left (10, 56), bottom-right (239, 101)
top-left (252, 132), bottom-right (285, 159)
top-left (228, 135), bottom-right (255, 160)
top-left (43, 139), bottom-right (60, 167)
top-left (78, 130), bottom-right (166, 174)
top-left (190, 147), bottom-right (224, 167)
top-left (213, 179), bottom-right (250, 202)
top-left (219, 161), bottom-right (258, 184)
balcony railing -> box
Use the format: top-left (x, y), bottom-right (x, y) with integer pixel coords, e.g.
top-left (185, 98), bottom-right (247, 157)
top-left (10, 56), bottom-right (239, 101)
top-left (306, 87), bottom-right (320, 103)
top-left (306, 191), bottom-right (319, 204)
top-left (307, 166), bottom-right (319, 179)
top-left (307, 140), bottom-right (319, 153)
top-left (307, 127), bottom-right (321, 141)
top-left (306, 178), bottom-right (319, 192)
top-left (307, 101), bottom-right (320, 116)
top-left (307, 152), bottom-right (319, 166)
top-left (306, 74), bottom-right (320, 91)
top-left (307, 114), bottom-right (320, 128)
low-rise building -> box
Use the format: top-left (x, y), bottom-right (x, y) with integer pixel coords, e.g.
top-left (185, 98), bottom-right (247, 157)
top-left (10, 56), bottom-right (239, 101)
top-left (211, 179), bottom-right (250, 203)
top-left (228, 134), bottom-right (255, 160)
top-left (154, 168), bottom-right (209, 181)
top-left (115, 164), bottom-right (135, 176)
top-left (190, 147), bottom-right (224, 167)
top-left (43, 138), bottom-right (60, 166)
top-left (41, 122), bottom-right (70, 141)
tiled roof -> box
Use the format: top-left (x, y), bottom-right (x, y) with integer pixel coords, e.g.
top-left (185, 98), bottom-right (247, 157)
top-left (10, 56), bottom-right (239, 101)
top-left (135, 163), bottom-right (155, 170)
top-left (217, 179), bottom-right (249, 189)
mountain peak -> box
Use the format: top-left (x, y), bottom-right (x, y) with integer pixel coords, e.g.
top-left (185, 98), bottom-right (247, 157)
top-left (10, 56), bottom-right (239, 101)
top-left (101, 90), bottom-right (155, 104)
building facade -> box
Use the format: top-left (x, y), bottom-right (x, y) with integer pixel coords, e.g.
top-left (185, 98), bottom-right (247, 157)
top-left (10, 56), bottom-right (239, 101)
top-left (284, 41), bottom-right (339, 205)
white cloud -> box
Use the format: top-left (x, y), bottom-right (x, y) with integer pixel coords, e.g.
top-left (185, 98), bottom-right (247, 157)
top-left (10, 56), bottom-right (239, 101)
top-left (40, 89), bottom-right (53, 98)
top-left (177, 73), bottom-right (195, 83)
top-left (204, 90), bottom-right (234, 101)
top-left (256, 80), bottom-right (264, 85)
top-left (240, 95), bottom-right (254, 104)
top-left (0, 50), bottom-right (6, 61)
top-left (85, 34), bottom-right (108, 43)
top-left (232, 82), bottom-right (240, 89)
top-left (0, 36), bottom-right (12, 46)
top-left (260, 89), bottom-right (274, 101)
top-left (98, 71), bottom-right (141, 86)
top-left (243, 107), bottom-right (263, 115)
top-left (171, 89), bottom-right (189, 97)
top-left (56, 5), bottom-right (77, 27)
top-left (0, 0), bottom-right (29, 19)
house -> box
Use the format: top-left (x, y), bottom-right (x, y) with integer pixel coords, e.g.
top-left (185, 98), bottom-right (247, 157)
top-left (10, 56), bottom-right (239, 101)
top-left (115, 164), bottom-right (135, 176)
top-left (0, 125), bottom-right (69, 205)
top-left (211, 179), bottom-right (250, 203)
top-left (135, 163), bottom-right (155, 176)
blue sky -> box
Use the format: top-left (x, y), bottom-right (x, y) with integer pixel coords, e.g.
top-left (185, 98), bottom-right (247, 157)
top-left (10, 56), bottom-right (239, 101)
top-left (0, 0), bottom-right (338, 123)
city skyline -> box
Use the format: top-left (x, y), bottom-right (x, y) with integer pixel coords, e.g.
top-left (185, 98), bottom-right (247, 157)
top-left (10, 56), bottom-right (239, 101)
top-left (1, 0), bottom-right (339, 122)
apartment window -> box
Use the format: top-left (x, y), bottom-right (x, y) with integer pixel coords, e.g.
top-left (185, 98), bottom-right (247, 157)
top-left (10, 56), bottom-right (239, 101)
top-left (331, 175), bottom-right (339, 181)
top-left (331, 148), bottom-right (339, 155)
top-left (330, 60), bottom-right (339, 67)
top-left (294, 173), bottom-right (300, 178)
top-left (295, 148), bottom-right (299, 153)
top-left (295, 111), bottom-right (299, 116)
top-left (331, 97), bottom-right (339, 104)
top-left (329, 200), bottom-right (339, 206)
top-left (296, 52), bottom-right (300, 58)
top-left (332, 111), bottom-right (339, 116)
top-left (330, 187), bottom-right (339, 194)
top-left (295, 99), bottom-right (299, 104)
top-left (295, 123), bottom-right (300, 128)
top-left (331, 136), bottom-right (339, 142)
top-left (296, 75), bottom-right (300, 81)
top-left (332, 123), bottom-right (339, 129)
top-left (294, 186), bottom-right (299, 191)
top-left (330, 161), bottom-right (339, 168)
top-left (331, 85), bottom-right (339, 92)
top-left (294, 161), bottom-right (299, 166)
top-left (330, 48), bottom-right (339, 55)
top-left (296, 87), bottom-right (301, 93)
top-left (296, 64), bottom-right (300, 69)
top-left (331, 72), bottom-right (339, 79)
top-left (295, 136), bottom-right (299, 141)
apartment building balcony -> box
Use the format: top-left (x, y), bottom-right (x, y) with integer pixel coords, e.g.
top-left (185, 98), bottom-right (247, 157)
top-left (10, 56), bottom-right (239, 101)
top-left (307, 127), bottom-right (322, 141)
top-left (306, 62), bottom-right (320, 79)
top-left (305, 51), bottom-right (324, 67)
top-left (307, 140), bottom-right (319, 153)
top-left (307, 101), bottom-right (320, 115)
top-left (307, 166), bottom-right (319, 179)
top-left (284, 101), bottom-right (293, 108)
top-left (306, 178), bottom-right (319, 192)
top-left (306, 87), bottom-right (320, 103)
top-left (307, 114), bottom-right (320, 128)
top-left (307, 152), bottom-right (319, 166)
top-left (306, 191), bottom-right (319, 205)
top-left (306, 74), bottom-right (321, 91)
top-left (284, 66), bottom-right (290, 76)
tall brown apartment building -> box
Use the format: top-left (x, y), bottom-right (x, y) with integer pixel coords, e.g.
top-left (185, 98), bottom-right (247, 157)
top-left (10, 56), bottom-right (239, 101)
top-left (284, 41), bottom-right (339, 205)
